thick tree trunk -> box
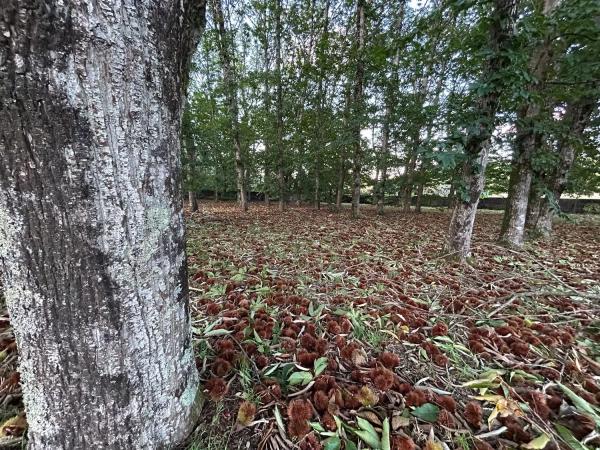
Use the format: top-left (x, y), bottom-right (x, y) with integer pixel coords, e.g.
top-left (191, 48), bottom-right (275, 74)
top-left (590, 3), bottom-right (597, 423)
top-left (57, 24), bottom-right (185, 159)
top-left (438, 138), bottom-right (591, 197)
top-left (525, 183), bottom-right (542, 227)
top-left (499, 117), bottom-right (539, 246)
top-left (446, 0), bottom-right (518, 259)
top-left (212, 0), bottom-right (247, 211)
top-left (499, 1), bottom-right (556, 247)
top-left (0, 1), bottom-right (204, 448)
top-left (350, 0), bottom-right (366, 219)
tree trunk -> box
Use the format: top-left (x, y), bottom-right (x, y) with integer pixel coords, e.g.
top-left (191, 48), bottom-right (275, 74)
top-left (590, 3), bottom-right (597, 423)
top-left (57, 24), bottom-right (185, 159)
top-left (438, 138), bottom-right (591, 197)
top-left (446, 0), bottom-right (518, 259)
top-left (275, 0), bottom-right (286, 212)
top-left (314, 168), bottom-right (321, 210)
top-left (415, 182), bottom-right (424, 213)
top-left (401, 151), bottom-right (418, 212)
top-left (212, 0), bottom-right (248, 211)
top-left (447, 183), bottom-right (456, 210)
top-left (0, 1), bottom-right (204, 448)
top-left (189, 191), bottom-right (199, 212)
top-left (532, 98), bottom-right (596, 235)
top-left (376, 3), bottom-right (404, 216)
top-left (499, 0), bottom-right (557, 247)
top-left (351, 0), bottom-right (366, 219)
top-left (335, 157), bottom-right (345, 210)
top-left (261, 26), bottom-right (272, 210)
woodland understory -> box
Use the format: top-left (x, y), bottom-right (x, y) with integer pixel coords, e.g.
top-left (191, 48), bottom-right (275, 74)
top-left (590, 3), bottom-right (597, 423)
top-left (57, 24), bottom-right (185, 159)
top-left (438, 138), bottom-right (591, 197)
top-left (3, 202), bottom-right (599, 450)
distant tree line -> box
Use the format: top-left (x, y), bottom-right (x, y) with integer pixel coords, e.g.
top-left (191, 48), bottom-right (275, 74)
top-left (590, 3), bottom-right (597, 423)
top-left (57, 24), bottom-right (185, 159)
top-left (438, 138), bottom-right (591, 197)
top-left (183, 0), bottom-right (600, 259)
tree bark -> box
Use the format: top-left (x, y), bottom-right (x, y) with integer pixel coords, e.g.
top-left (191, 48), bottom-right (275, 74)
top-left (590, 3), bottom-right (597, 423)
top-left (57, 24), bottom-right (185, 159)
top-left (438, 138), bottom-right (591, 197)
top-left (189, 191), bottom-right (199, 212)
top-left (531, 99), bottom-right (596, 235)
top-left (376, 2), bottom-right (404, 216)
top-left (499, 0), bottom-right (557, 247)
top-left (261, 17), bottom-right (272, 209)
top-left (212, 0), bottom-right (248, 211)
top-left (446, 0), bottom-right (519, 259)
top-left (401, 149), bottom-right (418, 212)
top-left (335, 157), bottom-right (345, 210)
top-left (275, 0), bottom-right (286, 212)
top-left (0, 0), bottom-right (205, 448)
top-left (351, 0), bottom-right (366, 219)
top-left (415, 181), bottom-right (424, 213)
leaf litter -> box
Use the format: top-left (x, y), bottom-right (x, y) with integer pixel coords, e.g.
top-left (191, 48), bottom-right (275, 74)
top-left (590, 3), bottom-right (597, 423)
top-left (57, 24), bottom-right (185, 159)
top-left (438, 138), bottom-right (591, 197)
top-left (1, 203), bottom-right (599, 449)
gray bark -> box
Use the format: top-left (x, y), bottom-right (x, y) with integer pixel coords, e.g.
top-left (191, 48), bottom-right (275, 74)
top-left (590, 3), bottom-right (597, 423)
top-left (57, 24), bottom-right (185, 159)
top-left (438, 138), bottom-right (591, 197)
top-left (211, 0), bottom-right (248, 211)
top-left (275, 0), bottom-right (286, 212)
top-left (335, 157), bottom-right (345, 210)
top-left (530, 99), bottom-right (596, 235)
top-left (189, 191), bottom-right (199, 212)
top-left (350, 0), bottom-right (366, 219)
top-left (499, 0), bottom-right (557, 247)
top-left (401, 140), bottom-right (418, 212)
top-left (0, 0), bottom-right (205, 448)
top-left (446, 0), bottom-right (519, 259)
top-left (376, 2), bottom-right (405, 216)
top-left (415, 181), bottom-right (424, 213)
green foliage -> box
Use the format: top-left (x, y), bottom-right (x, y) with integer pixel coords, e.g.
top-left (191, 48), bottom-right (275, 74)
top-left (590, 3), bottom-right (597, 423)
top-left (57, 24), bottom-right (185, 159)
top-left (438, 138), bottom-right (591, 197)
top-left (182, 0), bottom-right (599, 203)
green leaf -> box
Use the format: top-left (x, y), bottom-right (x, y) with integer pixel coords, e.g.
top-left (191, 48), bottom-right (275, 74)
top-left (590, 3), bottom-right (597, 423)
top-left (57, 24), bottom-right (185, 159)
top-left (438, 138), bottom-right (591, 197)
top-left (554, 423), bottom-right (591, 450)
top-left (381, 417), bottom-right (391, 450)
top-left (288, 371), bottom-right (313, 386)
top-left (314, 357), bottom-right (328, 377)
top-left (354, 430), bottom-right (380, 449)
top-left (323, 436), bottom-right (342, 450)
top-left (344, 440), bottom-right (358, 450)
top-left (274, 406), bottom-right (285, 436)
top-left (355, 417), bottom-right (381, 448)
top-left (410, 403), bottom-right (440, 423)
top-left (310, 422), bottom-right (325, 432)
top-left (461, 369), bottom-right (505, 389)
top-left (557, 382), bottom-right (600, 427)
top-left (522, 433), bottom-right (551, 449)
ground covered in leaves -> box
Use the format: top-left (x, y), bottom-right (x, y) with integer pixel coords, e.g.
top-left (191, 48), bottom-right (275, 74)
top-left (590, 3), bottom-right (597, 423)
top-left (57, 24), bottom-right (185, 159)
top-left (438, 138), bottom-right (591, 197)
top-left (1, 202), bottom-right (600, 449)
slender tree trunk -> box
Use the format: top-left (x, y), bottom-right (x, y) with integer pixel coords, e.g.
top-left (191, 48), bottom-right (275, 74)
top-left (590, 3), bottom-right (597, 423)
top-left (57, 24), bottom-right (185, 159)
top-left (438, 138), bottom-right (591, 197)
top-left (351, 0), bottom-right (366, 219)
top-left (415, 181), bottom-right (424, 213)
top-left (274, 0), bottom-right (286, 212)
top-left (0, 1), bottom-right (204, 447)
top-left (189, 191), bottom-right (199, 212)
top-left (401, 150), bottom-right (418, 212)
top-left (212, 0), bottom-right (247, 211)
top-left (499, 0), bottom-right (557, 246)
top-left (532, 99), bottom-right (596, 235)
top-left (446, 0), bottom-right (518, 259)
top-left (313, 1), bottom-right (330, 211)
top-left (336, 157), bottom-right (345, 210)
top-left (314, 168), bottom-right (321, 210)
top-left (336, 86), bottom-right (352, 211)
top-left (377, 4), bottom-right (404, 216)
top-left (447, 182), bottom-right (456, 210)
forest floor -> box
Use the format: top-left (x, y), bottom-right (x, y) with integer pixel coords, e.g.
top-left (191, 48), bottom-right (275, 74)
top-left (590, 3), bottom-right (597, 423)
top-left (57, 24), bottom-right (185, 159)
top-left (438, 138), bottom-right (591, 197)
top-left (1, 202), bottom-right (600, 450)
